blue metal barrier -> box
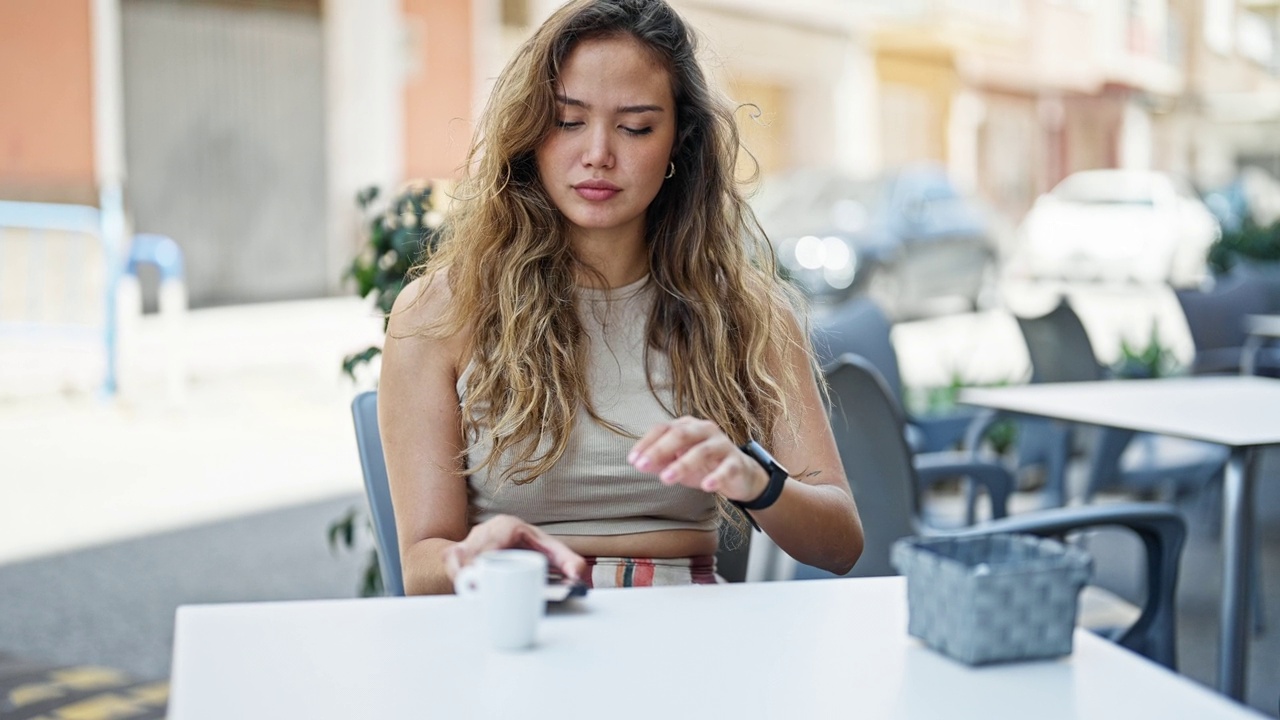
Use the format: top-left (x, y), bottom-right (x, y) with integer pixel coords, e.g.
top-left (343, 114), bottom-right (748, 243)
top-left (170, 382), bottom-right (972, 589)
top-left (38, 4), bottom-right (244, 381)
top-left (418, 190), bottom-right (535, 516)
top-left (0, 196), bottom-right (184, 397)
top-left (127, 234), bottom-right (186, 282)
top-left (0, 200), bottom-right (119, 394)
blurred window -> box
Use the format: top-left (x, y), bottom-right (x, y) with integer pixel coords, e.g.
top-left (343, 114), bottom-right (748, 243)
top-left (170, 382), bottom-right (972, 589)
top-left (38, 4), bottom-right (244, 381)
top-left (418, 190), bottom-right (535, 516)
top-left (1237, 11), bottom-right (1274, 67)
top-left (501, 0), bottom-right (529, 27)
top-left (1204, 0), bottom-right (1234, 55)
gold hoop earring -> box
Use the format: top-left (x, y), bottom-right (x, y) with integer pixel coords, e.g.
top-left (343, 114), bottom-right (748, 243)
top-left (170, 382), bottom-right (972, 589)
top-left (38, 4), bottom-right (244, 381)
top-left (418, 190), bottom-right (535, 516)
top-left (664, 161), bottom-right (675, 179)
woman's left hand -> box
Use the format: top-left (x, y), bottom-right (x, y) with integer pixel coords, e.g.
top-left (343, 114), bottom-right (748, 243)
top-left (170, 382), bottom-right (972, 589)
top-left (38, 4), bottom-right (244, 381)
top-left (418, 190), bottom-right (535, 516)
top-left (628, 417), bottom-right (769, 502)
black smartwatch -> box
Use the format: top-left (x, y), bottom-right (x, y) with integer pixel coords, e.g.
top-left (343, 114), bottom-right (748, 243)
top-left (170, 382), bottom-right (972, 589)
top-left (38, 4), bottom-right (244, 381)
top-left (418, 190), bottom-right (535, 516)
top-left (733, 440), bottom-right (789, 528)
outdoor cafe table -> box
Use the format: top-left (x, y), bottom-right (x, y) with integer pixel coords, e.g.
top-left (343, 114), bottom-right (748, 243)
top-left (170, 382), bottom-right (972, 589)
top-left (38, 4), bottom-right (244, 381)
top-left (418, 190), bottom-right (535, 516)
top-left (961, 376), bottom-right (1280, 701)
top-left (167, 576), bottom-right (1263, 719)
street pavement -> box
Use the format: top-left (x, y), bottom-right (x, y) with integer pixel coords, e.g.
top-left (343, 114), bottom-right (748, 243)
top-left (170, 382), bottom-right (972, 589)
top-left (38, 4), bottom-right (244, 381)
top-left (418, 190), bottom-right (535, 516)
top-left (0, 296), bottom-right (384, 565)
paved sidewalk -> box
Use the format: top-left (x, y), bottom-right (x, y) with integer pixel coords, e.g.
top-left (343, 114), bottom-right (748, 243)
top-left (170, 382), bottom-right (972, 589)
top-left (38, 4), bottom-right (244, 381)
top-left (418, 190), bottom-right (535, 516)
top-left (0, 296), bottom-right (385, 565)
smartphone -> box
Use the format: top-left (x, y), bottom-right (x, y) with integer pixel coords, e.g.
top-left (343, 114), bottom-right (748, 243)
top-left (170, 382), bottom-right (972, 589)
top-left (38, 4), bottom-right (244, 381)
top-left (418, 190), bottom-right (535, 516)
top-left (544, 579), bottom-right (588, 603)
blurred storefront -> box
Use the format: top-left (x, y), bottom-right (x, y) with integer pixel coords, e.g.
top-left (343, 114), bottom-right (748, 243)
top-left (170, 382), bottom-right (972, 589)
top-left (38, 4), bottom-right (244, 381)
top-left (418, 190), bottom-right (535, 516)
top-left (864, 0), bottom-right (1187, 222)
top-left (3, 0), bottom-right (1279, 306)
top-left (669, 0), bottom-right (1279, 228)
top-left (1180, 0), bottom-right (1280, 185)
top-left (0, 0), bottom-right (475, 307)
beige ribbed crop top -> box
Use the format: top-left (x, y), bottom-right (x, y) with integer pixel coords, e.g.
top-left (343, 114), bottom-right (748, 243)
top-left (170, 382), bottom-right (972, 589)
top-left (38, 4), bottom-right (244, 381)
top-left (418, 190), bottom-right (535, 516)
top-left (459, 275), bottom-right (718, 535)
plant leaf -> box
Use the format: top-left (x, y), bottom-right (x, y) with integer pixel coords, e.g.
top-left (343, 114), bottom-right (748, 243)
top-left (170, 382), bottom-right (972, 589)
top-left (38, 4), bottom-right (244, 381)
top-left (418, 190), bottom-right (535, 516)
top-left (342, 346), bottom-right (383, 381)
top-left (361, 551), bottom-right (384, 598)
top-left (327, 507), bottom-right (359, 554)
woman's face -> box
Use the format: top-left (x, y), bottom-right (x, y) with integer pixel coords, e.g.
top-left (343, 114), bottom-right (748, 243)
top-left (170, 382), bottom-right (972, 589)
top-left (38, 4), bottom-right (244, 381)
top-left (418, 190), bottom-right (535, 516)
top-left (536, 35), bottom-right (677, 244)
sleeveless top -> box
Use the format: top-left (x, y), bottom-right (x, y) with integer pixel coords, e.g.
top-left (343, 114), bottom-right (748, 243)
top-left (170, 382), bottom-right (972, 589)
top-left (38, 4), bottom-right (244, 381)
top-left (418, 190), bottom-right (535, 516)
top-left (458, 275), bottom-right (719, 535)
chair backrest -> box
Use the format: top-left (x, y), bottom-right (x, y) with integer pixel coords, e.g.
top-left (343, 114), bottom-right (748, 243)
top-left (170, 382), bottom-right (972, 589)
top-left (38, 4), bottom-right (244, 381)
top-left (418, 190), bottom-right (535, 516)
top-left (1015, 297), bottom-right (1105, 383)
top-left (812, 353), bottom-right (919, 578)
top-left (811, 297), bottom-right (903, 402)
top-left (1175, 276), bottom-right (1271, 355)
top-left (351, 391), bottom-right (405, 596)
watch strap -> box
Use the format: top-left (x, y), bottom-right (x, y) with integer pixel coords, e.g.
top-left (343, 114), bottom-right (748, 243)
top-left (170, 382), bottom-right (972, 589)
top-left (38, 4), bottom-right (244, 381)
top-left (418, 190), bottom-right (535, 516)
top-left (734, 440), bottom-right (788, 514)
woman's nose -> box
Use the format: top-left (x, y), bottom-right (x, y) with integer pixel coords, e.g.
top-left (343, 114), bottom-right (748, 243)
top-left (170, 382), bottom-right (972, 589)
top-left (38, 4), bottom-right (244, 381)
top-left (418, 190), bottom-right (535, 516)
top-left (582, 126), bottom-right (614, 169)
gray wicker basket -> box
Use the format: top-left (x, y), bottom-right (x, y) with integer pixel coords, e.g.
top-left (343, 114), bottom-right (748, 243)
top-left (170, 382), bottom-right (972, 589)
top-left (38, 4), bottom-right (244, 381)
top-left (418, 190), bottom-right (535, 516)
top-left (891, 533), bottom-right (1093, 665)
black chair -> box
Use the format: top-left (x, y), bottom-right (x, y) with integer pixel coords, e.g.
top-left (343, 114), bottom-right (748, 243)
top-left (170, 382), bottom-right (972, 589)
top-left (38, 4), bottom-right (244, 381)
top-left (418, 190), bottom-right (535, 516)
top-left (1175, 275), bottom-right (1280, 377)
top-left (799, 354), bottom-right (1186, 668)
top-left (812, 296), bottom-right (978, 453)
top-left (1015, 298), bottom-right (1227, 505)
top-left (1015, 299), bottom-right (1267, 634)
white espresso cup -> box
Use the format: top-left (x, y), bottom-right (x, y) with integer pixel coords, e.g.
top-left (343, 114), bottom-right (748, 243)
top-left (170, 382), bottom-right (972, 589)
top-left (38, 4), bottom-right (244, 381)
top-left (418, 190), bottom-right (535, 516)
top-left (454, 549), bottom-right (548, 651)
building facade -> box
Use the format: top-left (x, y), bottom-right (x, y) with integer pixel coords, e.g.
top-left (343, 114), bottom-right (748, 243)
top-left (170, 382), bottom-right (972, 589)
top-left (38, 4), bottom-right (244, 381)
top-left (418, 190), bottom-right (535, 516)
top-left (1, 0), bottom-right (476, 306)
top-left (3, 0), bottom-right (1278, 305)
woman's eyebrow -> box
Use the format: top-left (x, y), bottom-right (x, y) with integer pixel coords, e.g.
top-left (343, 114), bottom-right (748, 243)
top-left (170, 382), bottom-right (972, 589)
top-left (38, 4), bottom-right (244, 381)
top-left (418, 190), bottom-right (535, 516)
top-left (618, 104), bottom-right (664, 114)
top-left (556, 94), bottom-right (665, 114)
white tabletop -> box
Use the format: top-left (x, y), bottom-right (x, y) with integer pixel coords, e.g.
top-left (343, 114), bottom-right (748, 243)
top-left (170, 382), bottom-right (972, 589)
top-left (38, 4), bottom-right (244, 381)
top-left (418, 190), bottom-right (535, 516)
top-left (960, 376), bottom-right (1280, 448)
top-left (168, 577), bottom-right (1260, 720)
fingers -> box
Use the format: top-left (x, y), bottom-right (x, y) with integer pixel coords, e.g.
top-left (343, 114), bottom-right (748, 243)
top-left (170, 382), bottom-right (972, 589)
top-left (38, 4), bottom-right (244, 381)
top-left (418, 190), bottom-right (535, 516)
top-left (628, 417), bottom-right (718, 474)
top-left (444, 544), bottom-right (466, 580)
top-left (627, 423), bottom-right (673, 470)
top-left (628, 417), bottom-right (766, 502)
top-left (656, 436), bottom-right (724, 487)
top-left (699, 452), bottom-right (739, 495)
top-left (514, 523), bottom-right (588, 582)
top-left (709, 451), bottom-right (769, 502)
top-left (449, 515), bottom-right (587, 583)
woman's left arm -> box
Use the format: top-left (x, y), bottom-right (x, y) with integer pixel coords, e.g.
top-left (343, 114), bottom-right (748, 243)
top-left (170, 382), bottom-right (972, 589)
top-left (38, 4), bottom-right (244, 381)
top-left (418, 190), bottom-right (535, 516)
top-left (629, 314), bottom-right (864, 575)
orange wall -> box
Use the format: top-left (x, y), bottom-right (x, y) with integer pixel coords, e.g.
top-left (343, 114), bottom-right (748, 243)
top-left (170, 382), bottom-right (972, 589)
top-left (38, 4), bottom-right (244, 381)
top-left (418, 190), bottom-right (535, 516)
top-left (0, 0), bottom-right (97, 204)
top-left (402, 0), bottom-right (472, 181)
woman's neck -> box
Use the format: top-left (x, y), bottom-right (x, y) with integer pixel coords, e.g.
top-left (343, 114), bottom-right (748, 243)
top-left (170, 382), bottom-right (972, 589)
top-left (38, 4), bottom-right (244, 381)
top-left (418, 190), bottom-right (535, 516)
top-left (571, 227), bottom-right (649, 289)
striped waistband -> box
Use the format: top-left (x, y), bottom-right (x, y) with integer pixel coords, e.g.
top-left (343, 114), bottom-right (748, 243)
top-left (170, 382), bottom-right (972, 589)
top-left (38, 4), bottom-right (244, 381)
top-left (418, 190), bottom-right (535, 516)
top-left (577, 555), bottom-right (718, 588)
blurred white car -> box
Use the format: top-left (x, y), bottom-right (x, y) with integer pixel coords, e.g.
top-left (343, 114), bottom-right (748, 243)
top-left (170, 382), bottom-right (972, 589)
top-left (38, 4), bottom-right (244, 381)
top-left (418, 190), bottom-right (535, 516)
top-left (1014, 170), bottom-right (1221, 287)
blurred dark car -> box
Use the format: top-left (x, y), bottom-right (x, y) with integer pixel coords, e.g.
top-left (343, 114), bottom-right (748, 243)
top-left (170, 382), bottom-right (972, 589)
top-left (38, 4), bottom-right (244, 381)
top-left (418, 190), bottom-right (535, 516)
top-left (754, 164), bottom-right (998, 319)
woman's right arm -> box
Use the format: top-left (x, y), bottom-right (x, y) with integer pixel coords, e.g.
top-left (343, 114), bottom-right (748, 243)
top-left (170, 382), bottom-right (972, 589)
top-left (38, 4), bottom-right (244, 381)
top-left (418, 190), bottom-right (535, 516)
top-left (379, 275), bottom-right (587, 594)
top-left (379, 274), bottom-right (472, 595)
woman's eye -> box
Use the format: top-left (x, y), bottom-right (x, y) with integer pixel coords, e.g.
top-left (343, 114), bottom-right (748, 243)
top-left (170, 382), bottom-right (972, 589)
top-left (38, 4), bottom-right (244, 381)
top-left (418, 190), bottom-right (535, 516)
top-left (622, 126), bottom-right (653, 136)
top-left (555, 120), bottom-right (583, 129)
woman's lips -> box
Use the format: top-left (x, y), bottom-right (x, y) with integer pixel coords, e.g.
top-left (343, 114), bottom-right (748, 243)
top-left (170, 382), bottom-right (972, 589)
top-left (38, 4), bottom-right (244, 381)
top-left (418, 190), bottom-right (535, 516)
top-left (573, 182), bottom-right (620, 201)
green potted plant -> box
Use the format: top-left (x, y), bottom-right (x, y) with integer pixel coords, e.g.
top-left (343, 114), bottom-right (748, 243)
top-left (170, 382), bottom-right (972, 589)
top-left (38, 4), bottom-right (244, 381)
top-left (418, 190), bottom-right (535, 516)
top-left (905, 372), bottom-right (1019, 460)
top-left (1111, 321), bottom-right (1180, 380)
top-left (330, 180), bottom-right (446, 597)
top-left (1207, 218), bottom-right (1280, 279)
top-left (341, 181), bottom-right (446, 381)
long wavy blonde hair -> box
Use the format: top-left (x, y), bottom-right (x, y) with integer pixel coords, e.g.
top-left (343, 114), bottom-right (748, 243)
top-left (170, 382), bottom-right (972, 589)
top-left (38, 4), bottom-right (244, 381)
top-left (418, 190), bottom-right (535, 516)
top-left (409, 0), bottom-right (813, 489)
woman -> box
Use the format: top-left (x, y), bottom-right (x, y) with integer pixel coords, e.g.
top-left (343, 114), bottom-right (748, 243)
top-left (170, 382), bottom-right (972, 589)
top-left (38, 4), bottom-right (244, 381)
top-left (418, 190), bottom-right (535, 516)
top-left (379, 0), bottom-right (862, 595)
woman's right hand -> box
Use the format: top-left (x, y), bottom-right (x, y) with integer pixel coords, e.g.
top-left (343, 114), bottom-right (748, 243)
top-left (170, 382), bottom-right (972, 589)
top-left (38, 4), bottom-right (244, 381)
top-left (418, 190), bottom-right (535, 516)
top-left (444, 515), bottom-right (588, 587)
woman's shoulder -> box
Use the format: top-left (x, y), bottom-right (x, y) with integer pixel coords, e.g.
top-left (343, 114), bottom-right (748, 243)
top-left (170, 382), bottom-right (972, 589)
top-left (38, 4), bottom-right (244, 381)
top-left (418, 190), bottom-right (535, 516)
top-left (390, 270), bottom-right (452, 326)
top-left (387, 270), bottom-right (471, 362)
